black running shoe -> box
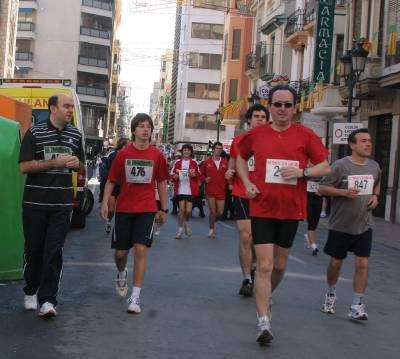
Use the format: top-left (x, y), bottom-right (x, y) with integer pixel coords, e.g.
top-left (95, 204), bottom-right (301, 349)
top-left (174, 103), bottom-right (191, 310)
top-left (239, 279), bottom-right (253, 297)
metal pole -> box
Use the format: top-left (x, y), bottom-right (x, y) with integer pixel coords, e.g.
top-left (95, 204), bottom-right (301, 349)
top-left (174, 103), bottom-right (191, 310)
top-left (217, 121), bottom-right (220, 142)
top-left (347, 71), bottom-right (353, 123)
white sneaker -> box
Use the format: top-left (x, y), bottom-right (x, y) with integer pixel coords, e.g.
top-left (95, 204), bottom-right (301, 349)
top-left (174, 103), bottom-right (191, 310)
top-left (321, 293), bottom-right (336, 314)
top-left (348, 303), bottom-right (368, 320)
top-left (115, 269), bottom-right (128, 298)
top-left (39, 302), bottom-right (57, 318)
top-left (208, 229), bottom-right (215, 239)
top-left (185, 223), bottom-right (192, 236)
top-left (320, 211), bottom-right (327, 218)
top-left (304, 234), bottom-right (310, 248)
top-left (175, 230), bottom-right (183, 240)
top-left (127, 296), bottom-right (141, 313)
top-left (24, 294), bottom-right (38, 311)
top-left (256, 317), bottom-right (273, 345)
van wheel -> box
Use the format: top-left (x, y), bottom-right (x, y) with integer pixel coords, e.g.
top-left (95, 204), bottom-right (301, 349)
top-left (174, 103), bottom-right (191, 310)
top-left (70, 208), bottom-right (86, 229)
top-left (83, 189), bottom-right (94, 215)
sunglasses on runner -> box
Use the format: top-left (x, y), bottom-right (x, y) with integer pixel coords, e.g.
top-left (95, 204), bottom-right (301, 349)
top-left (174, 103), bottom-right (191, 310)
top-left (271, 102), bottom-right (294, 108)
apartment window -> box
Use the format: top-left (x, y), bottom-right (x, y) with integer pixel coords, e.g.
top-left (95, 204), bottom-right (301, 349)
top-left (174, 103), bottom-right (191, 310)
top-left (221, 82), bottom-right (225, 105)
top-left (161, 78), bottom-right (165, 89)
top-left (188, 53), bottom-right (221, 69)
top-left (224, 34), bottom-right (229, 62)
top-left (18, 12), bottom-right (33, 23)
top-left (232, 29), bottom-right (241, 60)
top-left (162, 61), bottom-right (166, 72)
top-left (334, 35), bottom-right (344, 85)
top-left (187, 82), bottom-right (220, 100)
top-left (191, 22), bottom-right (224, 39)
top-left (228, 79), bottom-right (238, 102)
top-left (185, 113), bottom-right (226, 130)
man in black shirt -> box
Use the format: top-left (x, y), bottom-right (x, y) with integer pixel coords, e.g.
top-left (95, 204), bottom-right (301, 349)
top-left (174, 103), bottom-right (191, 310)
top-left (19, 93), bottom-right (85, 318)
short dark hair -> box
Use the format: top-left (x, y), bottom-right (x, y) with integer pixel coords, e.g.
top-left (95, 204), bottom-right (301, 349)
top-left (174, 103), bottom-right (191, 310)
top-left (348, 128), bottom-right (370, 144)
top-left (131, 113), bottom-right (154, 140)
top-left (212, 141), bottom-right (223, 150)
top-left (268, 84), bottom-right (298, 105)
top-left (245, 103), bottom-right (269, 121)
top-left (48, 95), bottom-right (58, 113)
top-left (181, 143), bottom-right (194, 157)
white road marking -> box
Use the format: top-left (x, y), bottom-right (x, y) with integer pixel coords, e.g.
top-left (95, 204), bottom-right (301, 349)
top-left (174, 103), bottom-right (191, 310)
top-left (289, 255), bottom-right (307, 265)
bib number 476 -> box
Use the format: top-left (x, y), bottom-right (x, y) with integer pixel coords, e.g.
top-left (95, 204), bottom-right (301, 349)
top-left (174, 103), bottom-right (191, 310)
top-left (131, 166), bottom-right (146, 177)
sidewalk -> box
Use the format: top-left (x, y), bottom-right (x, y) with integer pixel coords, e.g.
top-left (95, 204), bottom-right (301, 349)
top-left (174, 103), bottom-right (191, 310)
top-left (318, 216), bottom-right (400, 251)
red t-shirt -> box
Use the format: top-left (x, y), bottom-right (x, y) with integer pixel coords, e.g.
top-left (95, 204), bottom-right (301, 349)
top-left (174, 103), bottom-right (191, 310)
top-left (238, 123), bottom-right (328, 220)
top-left (108, 143), bottom-right (169, 213)
top-left (201, 157), bottom-right (228, 196)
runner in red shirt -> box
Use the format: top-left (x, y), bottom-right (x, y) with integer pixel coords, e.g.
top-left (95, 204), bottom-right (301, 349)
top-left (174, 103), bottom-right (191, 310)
top-left (236, 84), bottom-right (330, 345)
top-left (171, 144), bottom-right (201, 239)
top-left (101, 113), bottom-right (169, 314)
top-left (201, 142), bottom-right (228, 238)
top-left (225, 104), bottom-right (268, 298)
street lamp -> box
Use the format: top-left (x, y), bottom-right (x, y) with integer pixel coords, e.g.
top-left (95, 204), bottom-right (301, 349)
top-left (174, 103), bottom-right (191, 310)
top-left (248, 88), bottom-right (260, 107)
top-left (214, 105), bottom-right (223, 142)
top-left (340, 43), bottom-right (369, 123)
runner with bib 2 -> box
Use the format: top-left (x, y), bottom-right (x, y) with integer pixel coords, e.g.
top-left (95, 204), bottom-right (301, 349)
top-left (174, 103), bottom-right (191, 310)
top-left (236, 84), bottom-right (330, 346)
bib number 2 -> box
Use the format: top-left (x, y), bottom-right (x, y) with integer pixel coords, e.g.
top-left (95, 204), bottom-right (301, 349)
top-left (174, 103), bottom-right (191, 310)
top-left (266, 159), bottom-right (299, 185)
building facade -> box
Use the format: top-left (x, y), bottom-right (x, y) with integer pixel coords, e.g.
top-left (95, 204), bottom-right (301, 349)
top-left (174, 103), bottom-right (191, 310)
top-left (168, 1), bottom-right (236, 145)
top-left (0, 0), bottom-right (18, 78)
top-left (14, 0), bottom-right (122, 155)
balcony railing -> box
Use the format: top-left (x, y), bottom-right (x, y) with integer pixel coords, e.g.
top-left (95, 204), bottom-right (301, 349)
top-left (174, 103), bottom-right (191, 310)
top-left (15, 52), bottom-right (33, 61)
top-left (80, 26), bottom-right (111, 39)
top-left (245, 53), bottom-right (257, 70)
top-left (76, 85), bottom-right (107, 97)
top-left (259, 54), bottom-right (274, 80)
top-left (82, 0), bottom-right (112, 11)
top-left (17, 22), bottom-right (35, 31)
top-left (78, 55), bottom-right (108, 68)
top-left (304, 2), bottom-right (316, 25)
top-left (285, 9), bottom-right (305, 38)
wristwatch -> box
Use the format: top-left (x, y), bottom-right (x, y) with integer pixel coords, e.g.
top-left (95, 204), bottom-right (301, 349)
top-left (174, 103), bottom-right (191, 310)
top-left (303, 168), bottom-right (310, 178)
top-left (160, 208), bottom-right (169, 214)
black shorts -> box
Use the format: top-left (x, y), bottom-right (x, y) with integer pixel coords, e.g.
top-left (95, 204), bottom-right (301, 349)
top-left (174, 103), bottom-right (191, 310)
top-left (112, 212), bottom-right (156, 249)
top-left (176, 194), bottom-right (194, 203)
top-left (324, 228), bottom-right (372, 260)
top-left (306, 192), bottom-right (322, 231)
top-left (233, 196), bottom-right (250, 220)
top-left (251, 218), bottom-right (299, 248)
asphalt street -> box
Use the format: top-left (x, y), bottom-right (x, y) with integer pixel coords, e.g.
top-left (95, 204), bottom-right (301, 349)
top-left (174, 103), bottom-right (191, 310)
top-left (1, 181), bottom-right (399, 359)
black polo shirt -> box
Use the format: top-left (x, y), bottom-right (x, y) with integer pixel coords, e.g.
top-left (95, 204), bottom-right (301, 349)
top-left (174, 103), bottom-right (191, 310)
top-left (19, 118), bottom-right (85, 209)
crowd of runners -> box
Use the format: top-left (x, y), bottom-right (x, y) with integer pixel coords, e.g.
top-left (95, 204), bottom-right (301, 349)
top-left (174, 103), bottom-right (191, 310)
top-left (18, 85), bottom-right (381, 346)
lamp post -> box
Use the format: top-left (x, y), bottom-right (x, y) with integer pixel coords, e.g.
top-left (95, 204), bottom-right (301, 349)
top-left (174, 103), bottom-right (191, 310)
top-left (247, 88), bottom-right (261, 107)
top-left (214, 105), bottom-right (223, 142)
top-left (340, 42), bottom-right (369, 123)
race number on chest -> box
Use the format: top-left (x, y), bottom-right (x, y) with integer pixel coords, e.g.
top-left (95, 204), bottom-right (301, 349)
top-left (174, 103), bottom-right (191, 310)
top-left (125, 159), bottom-right (153, 184)
top-left (265, 159), bottom-right (299, 185)
top-left (179, 169), bottom-right (189, 181)
top-left (348, 174), bottom-right (374, 195)
top-left (44, 146), bottom-right (72, 160)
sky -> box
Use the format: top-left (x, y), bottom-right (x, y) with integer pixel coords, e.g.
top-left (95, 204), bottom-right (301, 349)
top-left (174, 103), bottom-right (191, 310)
top-left (118, 0), bottom-right (177, 114)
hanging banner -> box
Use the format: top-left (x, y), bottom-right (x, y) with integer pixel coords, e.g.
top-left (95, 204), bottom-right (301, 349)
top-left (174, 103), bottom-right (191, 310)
top-left (313, 0), bottom-right (336, 83)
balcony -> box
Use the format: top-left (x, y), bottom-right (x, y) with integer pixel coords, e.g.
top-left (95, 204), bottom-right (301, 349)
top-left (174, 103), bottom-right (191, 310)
top-left (81, 0), bottom-right (113, 18)
top-left (77, 84), bottom-right (107, 105)
top-left (19, 1), bottom-right (38, 11)
top-left (285, 9), bottom-right (308, 50)
top-left (15, 52), bottom-right (34, 70)
top-left (17, 22), bottom-right (36, 39)
top-left (259, 54), bottom-right (274, 81)
top-left (78, 55), bottom-right (109, 76)
top-left (80, 26), bottom-right (111, 47)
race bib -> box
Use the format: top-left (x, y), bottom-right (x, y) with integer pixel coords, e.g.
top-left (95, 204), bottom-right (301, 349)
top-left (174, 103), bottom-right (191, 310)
top-left (248, 156), bottom-right (255, 172)
top-left (348, 174), bottom-right (374, 195)
top-left (307, 181), bottom-right (319, 193)
top-left (44, 146), bottom-right (72, 173)
top-left (266, 159), bottom-right (299, 185)
top-left (44, 146), bottom-right (72, 160)
top-left (125, 159), bottom-right (153, 184)
top-left (179, 169), bottom-right (189, 181)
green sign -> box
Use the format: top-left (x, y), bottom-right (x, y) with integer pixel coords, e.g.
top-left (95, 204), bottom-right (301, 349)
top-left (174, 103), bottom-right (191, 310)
top-left (313, 0), bottom-right (336, 83)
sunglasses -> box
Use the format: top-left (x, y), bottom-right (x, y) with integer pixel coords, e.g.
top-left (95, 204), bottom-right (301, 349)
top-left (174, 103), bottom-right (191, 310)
top-left (271, 102), bottom-right (294, 108)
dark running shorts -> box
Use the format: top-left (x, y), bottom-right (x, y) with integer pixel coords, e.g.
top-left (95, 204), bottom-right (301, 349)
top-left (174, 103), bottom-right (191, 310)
top-left (324, 228), bottom-right (372, 259)
top-left (233, 195), bottom-right (250, 220)
top-left (251, 218), bottom-right (299, 248)
top-left (112, 212), bottom-right (156, 249)
top-left (176, 194), bottom-right (194, 202)
top-left (306, 192), bottom-right (323, 231)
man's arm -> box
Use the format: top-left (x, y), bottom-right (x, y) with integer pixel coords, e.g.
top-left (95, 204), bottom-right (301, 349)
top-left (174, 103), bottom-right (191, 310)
top-left (237, 154), bottom-right (259, 198)
top-left (100, 180), bottom-right (115, 220)
top-left (318, 184), bottom-right (359, 199)
top-left (20, 155), bottom-right (73, 174)
top-left (280, 160), bottom-right (331, 180)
